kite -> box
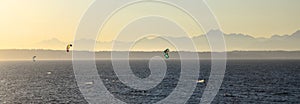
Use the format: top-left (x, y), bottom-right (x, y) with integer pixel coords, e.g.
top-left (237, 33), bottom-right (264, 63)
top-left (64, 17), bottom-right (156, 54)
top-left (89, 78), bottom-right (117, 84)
top-left (66, 44), bottom-right (72, 52)
top-left (163, 48), bottom-right (170, 59)
top-left (32, 56), bottom-right (36, 62)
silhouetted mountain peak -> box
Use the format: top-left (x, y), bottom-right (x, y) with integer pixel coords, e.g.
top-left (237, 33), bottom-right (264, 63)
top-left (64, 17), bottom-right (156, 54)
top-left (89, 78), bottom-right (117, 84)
top-left (38, 38), bottom-right (65, 45)
top-left (206, 29), bottom-right (223, 35)
top-left (291, 30), bottom-right (300, 37)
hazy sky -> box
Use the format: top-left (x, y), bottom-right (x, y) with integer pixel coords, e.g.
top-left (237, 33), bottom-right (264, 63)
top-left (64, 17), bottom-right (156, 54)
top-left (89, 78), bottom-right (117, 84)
top-left (0, 0), bottom-right (299, 50)
top-left (207, 0), bottom-right (300, 37)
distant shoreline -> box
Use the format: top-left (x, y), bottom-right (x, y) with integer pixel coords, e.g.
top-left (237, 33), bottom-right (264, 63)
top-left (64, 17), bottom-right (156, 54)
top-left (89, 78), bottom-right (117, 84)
top-left (0, 49), bottom-right (300, 60)
top-left (1, 49), bottom-right (300, 52)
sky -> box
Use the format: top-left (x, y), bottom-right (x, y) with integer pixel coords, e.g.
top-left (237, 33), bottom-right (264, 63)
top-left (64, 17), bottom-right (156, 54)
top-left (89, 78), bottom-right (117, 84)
top-left (0, 0), bottom-right (299, 50)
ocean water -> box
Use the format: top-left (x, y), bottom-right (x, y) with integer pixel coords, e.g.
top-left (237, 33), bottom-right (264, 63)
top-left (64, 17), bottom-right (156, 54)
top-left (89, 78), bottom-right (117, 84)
top-left (0, 60), bottom-right (299, 104)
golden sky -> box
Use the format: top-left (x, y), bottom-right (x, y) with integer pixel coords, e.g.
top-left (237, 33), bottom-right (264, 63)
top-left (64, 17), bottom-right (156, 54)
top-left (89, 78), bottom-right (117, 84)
top-left (0, 0), bottom-right (299, 50)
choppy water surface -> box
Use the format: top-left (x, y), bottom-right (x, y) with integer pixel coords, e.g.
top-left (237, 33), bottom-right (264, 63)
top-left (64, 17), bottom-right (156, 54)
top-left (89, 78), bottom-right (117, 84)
top-left (0, 60), bottom-right (299, 103)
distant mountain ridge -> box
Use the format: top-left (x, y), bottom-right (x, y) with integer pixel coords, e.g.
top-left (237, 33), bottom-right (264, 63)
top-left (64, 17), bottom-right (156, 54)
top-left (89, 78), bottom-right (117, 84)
top-left (34, 30), bottom-right (300, 51)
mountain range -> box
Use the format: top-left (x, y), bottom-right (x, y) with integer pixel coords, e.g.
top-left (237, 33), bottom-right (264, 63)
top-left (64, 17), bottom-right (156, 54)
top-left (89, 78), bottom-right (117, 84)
top-left (34, 30), bottom-right (300, 51)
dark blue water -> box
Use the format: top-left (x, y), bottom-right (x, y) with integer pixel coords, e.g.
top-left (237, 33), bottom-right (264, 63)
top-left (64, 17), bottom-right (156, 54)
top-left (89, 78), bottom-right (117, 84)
top-left (0, 60), bottom-right (299, 104)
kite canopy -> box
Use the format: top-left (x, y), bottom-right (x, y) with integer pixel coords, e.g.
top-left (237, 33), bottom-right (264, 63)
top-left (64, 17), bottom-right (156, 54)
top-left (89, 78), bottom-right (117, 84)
top-left (66, 44), bottom-right (72, 52)
top-left (32, 56), bottom-right (36, 62)
top-left (163, 48), bottom-right (170, 59)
